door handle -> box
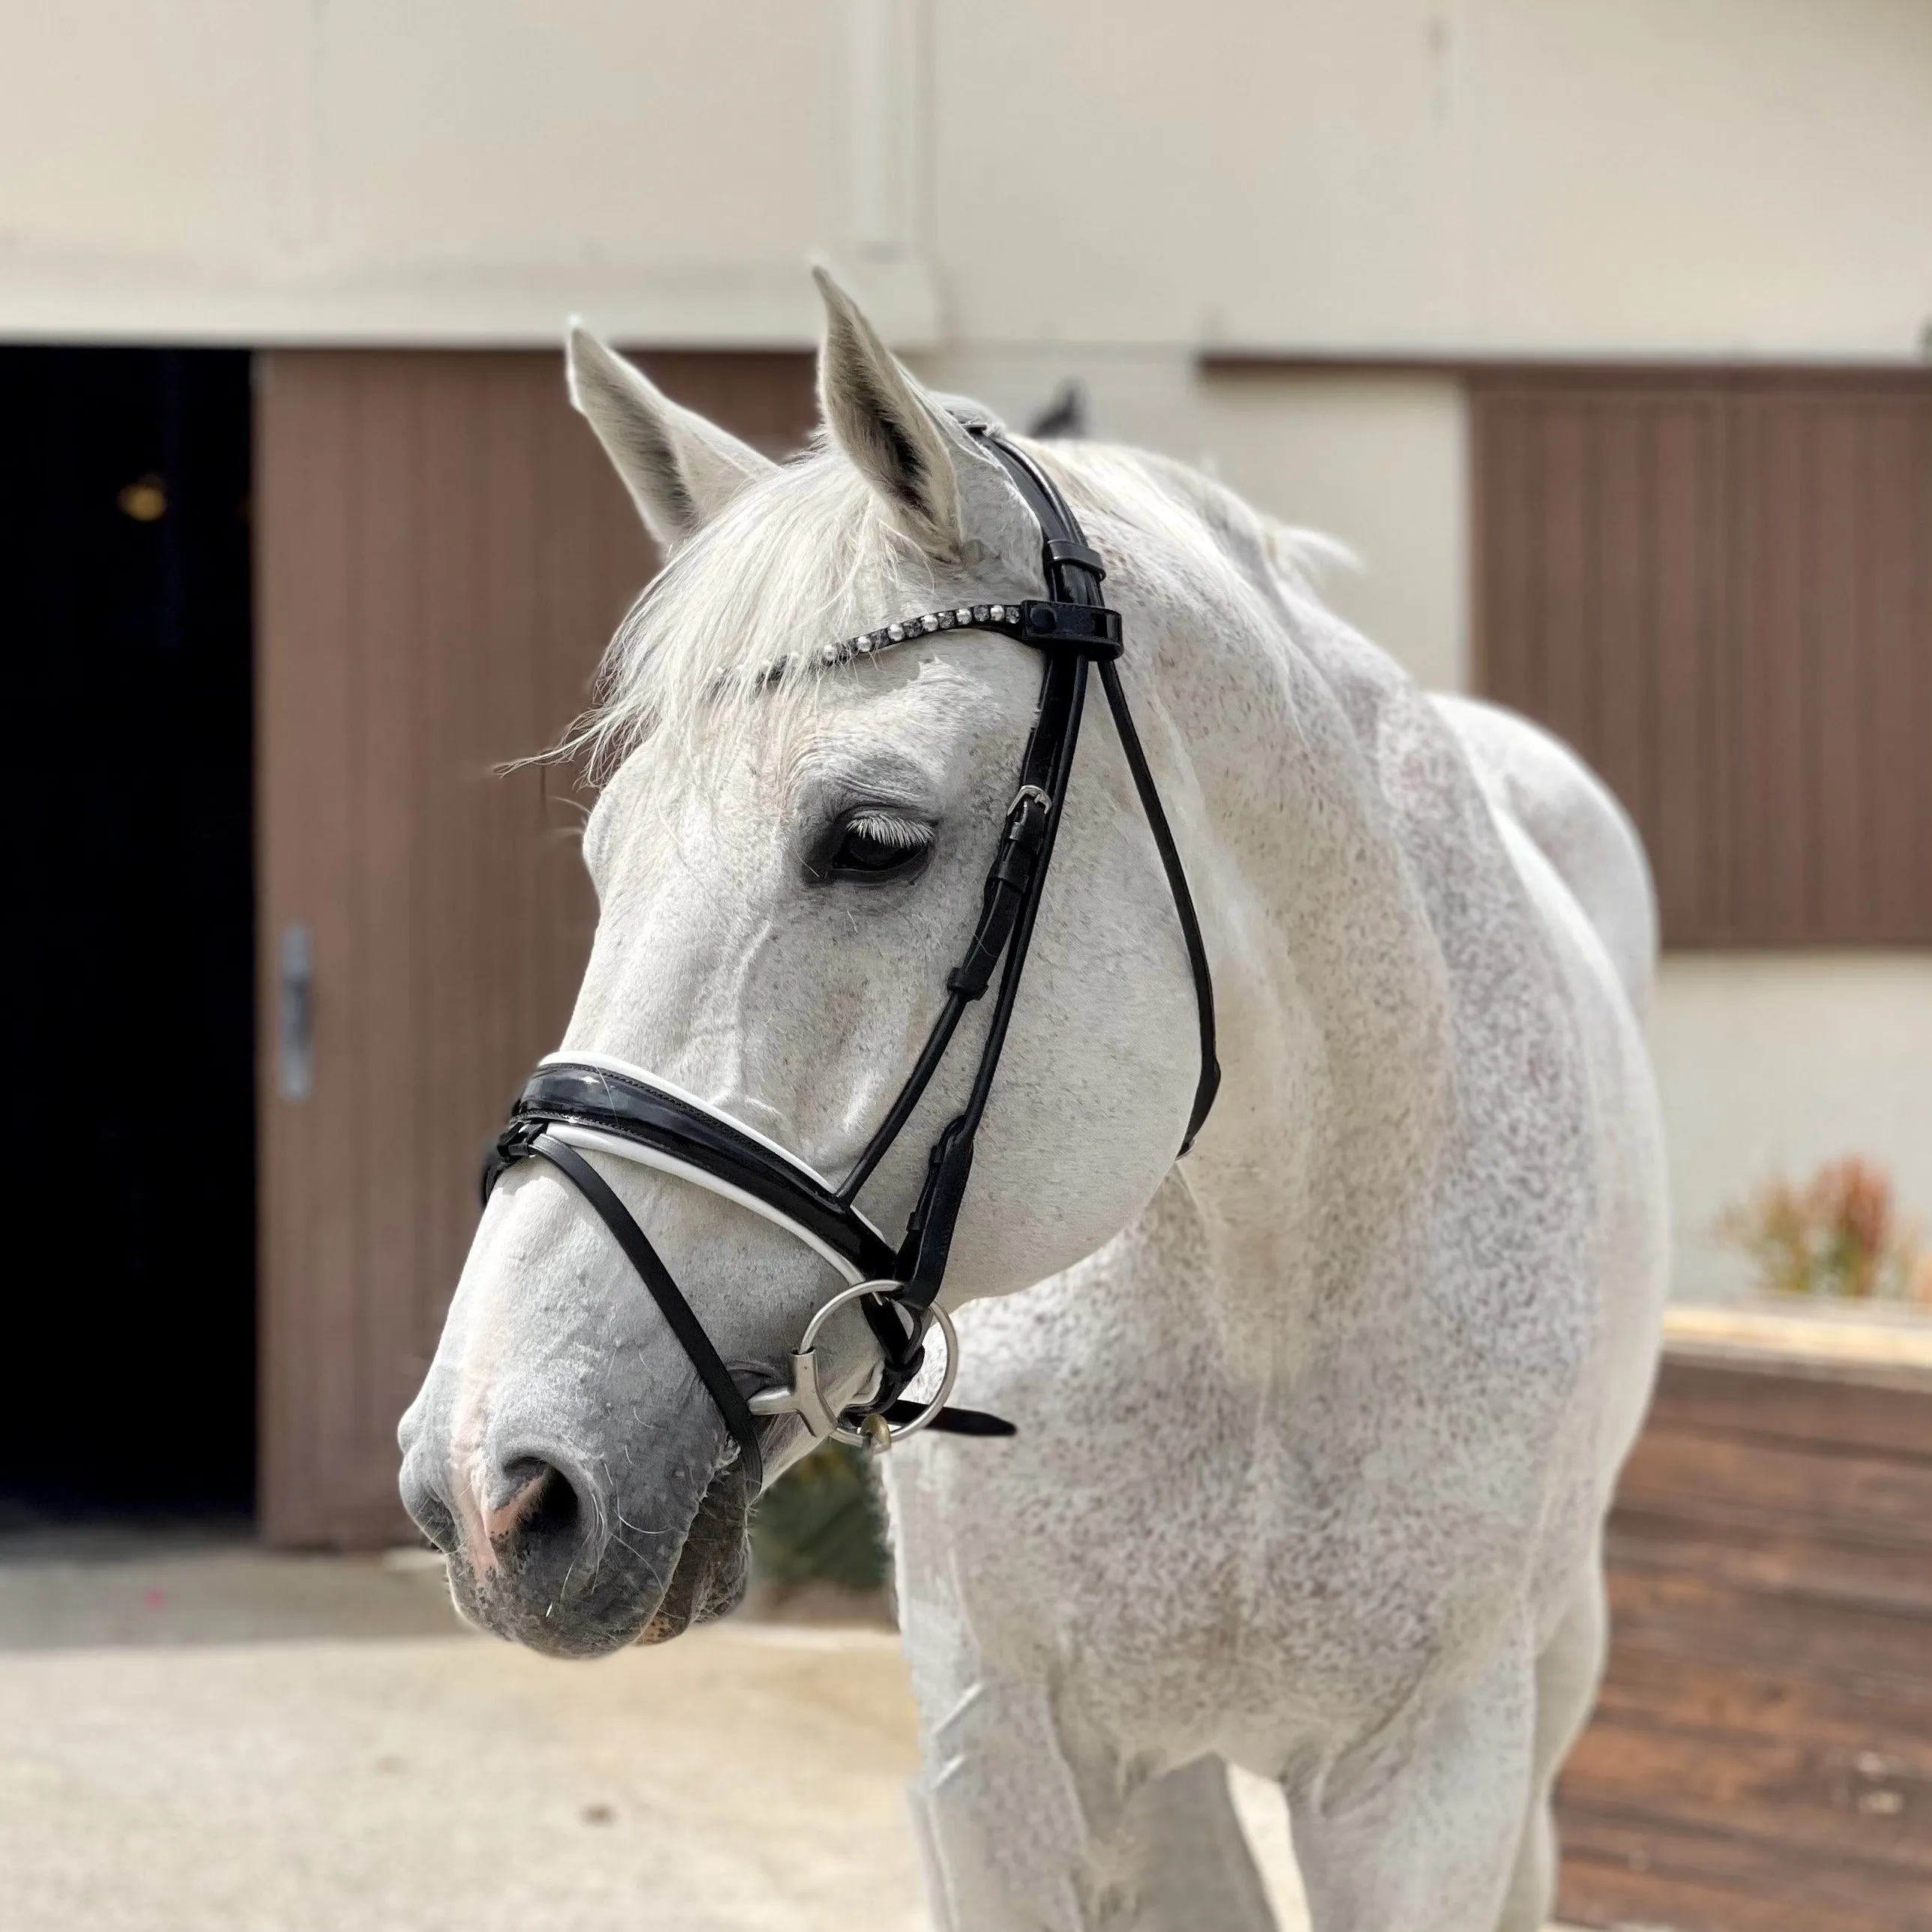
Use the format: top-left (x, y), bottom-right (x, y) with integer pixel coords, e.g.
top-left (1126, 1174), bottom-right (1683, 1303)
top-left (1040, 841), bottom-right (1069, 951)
top-left (278, 923), bottom-right (313, 1102)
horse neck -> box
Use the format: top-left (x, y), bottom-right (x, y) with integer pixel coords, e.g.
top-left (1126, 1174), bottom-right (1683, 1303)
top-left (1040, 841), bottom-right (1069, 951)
top-left (1136, 585), bottom-right (1455, 1345)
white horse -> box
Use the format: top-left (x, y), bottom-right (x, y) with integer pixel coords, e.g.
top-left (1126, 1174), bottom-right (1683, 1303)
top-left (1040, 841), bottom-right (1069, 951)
top-left (399, 268), bottom-right (1667, 1932)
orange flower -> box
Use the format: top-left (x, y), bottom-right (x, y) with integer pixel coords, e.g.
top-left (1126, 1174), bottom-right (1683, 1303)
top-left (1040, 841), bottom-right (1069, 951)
top-left (1719, 1157), bottom-right (1924, 1303)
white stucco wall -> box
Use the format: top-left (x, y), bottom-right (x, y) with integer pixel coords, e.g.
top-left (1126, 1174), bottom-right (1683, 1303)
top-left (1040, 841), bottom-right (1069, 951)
top-left (912, 348), bottom-right (1467, 688)
top-left (2, 0), bottom-right (1928, 357)
top-left (934, 0), bottom-right (1932, 359)
top-left (0, 1), bottom-right (880, 342)
top-left (1190, 373), bottom-right (1468, 693)
top-left (1653, 955), bottom-right (1932, 1303)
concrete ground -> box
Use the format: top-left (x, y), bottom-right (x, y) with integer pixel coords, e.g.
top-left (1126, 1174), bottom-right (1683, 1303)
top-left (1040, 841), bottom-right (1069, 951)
top-left (0, 1532), bottom-right (1314, 1931)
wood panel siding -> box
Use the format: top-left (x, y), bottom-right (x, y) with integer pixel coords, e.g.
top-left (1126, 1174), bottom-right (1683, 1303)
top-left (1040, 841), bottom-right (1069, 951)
top-left (1472, 372), bottom-right (1932, 946)
top-left (1556, 1343), bottom-right (1932, 1931)
top-left (256, 349), bottom-right (815, 1547)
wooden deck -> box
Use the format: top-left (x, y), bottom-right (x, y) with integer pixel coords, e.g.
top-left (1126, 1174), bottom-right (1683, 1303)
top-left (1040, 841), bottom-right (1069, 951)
top-left (1556, 1307), bottom-right (1932, 1931)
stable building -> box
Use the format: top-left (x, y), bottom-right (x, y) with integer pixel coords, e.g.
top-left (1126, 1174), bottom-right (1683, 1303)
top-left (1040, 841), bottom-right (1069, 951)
top-left (4, 7), bottom-right (1929, 1925)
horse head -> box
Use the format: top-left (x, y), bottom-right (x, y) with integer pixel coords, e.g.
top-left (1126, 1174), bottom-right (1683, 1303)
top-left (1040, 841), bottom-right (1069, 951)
top-left (397, 269), bottom-right (1208, 1655)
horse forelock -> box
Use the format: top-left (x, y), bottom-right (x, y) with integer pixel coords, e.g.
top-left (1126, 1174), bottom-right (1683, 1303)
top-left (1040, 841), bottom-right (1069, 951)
top-left (559, 444), bottom-right (939, 782)
top-left (559, 433), bottom-right (1331, 787)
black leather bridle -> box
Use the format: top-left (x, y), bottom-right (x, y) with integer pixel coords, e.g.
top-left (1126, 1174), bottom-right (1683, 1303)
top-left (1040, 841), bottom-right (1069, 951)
top-left (482, 429), bottom-right (1219, 1490)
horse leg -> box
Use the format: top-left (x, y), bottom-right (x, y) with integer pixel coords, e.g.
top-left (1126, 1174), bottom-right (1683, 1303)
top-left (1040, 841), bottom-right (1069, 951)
top-left (1114, 1754), bottom-right (1279, 1931)
top-left (1496, 1563), bottom-right (1609, 1932)
top-left (904, 1664), bottom-right (1106, 1932)
top-left (905, 1670), bottom-right (1275, 1931)
top-left (1289, 1640), bottom-right (1536, 1932)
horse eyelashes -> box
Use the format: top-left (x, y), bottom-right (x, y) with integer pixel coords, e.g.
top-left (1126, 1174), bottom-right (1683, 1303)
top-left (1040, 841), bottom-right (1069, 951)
top-left (813, 809), bottom-right (935, 883)
top-left (844, 810), bottom-right (932, 852)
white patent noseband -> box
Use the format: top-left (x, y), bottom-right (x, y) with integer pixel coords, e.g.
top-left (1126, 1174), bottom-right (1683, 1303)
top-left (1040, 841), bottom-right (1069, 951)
top-left (533, 1051), bottom-right (889, 1286)
top-left (509, 1052), bottom-right (961, 1455)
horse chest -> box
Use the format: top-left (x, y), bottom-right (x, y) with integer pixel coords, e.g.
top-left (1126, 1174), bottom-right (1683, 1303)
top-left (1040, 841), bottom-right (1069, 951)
top-left (890, 1297), bottom-right (1528, 1754)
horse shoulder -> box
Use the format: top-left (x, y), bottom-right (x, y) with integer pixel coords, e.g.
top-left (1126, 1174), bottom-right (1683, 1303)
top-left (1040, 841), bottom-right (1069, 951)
top-left (1413, 692), bottom-right (1671, 1493)
top-left (1427, 695), bottom-right (1658, 1020)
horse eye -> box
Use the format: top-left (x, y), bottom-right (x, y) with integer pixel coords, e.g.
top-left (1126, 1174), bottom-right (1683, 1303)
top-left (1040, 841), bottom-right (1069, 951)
top-left (814, 811), bottom-right (934, 884)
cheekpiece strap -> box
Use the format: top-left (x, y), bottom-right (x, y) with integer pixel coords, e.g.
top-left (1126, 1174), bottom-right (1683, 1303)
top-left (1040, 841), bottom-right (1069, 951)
top-left (514, 1130), bottom-right (766, 1491)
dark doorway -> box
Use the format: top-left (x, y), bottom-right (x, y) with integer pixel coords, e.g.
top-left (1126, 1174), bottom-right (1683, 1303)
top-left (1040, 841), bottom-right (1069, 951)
top-left (0, 348), bottom-right (255, 1520)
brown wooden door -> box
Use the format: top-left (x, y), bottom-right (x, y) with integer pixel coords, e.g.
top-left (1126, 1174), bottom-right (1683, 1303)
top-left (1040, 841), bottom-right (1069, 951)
top-left (1473, 369), bottom-right (1932, 947)
top-left (255, 348), bottom-right (815, 1547)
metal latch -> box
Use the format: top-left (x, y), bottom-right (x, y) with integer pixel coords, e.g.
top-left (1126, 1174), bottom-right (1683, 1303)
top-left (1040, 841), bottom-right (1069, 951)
top-left (277, 923), bottom-right (314, 1102)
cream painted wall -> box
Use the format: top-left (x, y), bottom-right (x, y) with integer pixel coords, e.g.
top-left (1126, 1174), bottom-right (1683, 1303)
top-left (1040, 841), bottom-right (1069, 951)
top-left (1652, 955), bottom-right (1932, 1303)
top-left (1, 0), bottom-right (1928, 355)
top-left (1192, 372), bottom-right (1467, 692)
top-left (0, 0), bottom-right (908, 343)
top-left (914, 348), bottom-right (1467, 687)
top-left (933, 0), bottom-right (1932, 357)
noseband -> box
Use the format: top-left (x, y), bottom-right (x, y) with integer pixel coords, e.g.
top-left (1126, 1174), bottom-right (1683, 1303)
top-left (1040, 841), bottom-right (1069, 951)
top-left (482, 429), bottom-right (1219, 1489)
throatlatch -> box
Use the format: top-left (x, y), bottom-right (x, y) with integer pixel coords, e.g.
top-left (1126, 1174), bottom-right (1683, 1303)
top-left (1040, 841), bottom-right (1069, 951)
top-left (483, 428), bottom-right (1219, 1491)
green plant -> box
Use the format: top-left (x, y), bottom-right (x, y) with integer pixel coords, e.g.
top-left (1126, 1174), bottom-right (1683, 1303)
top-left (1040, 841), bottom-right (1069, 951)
top-left (1719, 1156), bottom-right (1932, 1305)
top-left (749, 1441), bottom-right (887, 1591)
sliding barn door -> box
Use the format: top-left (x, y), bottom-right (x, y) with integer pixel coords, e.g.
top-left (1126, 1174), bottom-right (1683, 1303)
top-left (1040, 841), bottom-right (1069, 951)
top-left (256, 350), bottom-right (815, 1546)
top-left (1473, 369), bottom-right (1932, 946)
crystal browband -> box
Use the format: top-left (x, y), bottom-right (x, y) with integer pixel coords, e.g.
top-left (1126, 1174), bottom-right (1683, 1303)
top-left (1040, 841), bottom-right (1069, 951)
top-left (820, 600), bottom-right (1023, 664)
top-left (815, 597), bottom-right (1123, 668)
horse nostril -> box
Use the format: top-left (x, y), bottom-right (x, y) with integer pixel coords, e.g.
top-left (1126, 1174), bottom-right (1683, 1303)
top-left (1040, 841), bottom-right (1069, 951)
top-left (510, 1461), bottom-right (579, 1543)
top-left (487, 1456), bottom-right (564, 1539)
top-left (417, 1494), bottom-right (459, 1555)
top-left (484, 1452), bottom-right (605, 1586)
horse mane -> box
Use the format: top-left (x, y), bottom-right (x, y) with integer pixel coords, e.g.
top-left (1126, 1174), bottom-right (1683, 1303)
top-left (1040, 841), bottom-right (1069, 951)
top-left (560, 432), bottom-right (1341, 783)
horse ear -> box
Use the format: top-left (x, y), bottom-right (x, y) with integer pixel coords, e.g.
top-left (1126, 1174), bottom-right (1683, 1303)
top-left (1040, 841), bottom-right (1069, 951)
top-left (567, 324), bottom-right (777, 549)
top-left (812, 265), bottom-right (990, 561)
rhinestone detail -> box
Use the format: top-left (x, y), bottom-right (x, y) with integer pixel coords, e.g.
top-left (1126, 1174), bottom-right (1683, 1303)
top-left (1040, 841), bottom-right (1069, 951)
top-left (811, 600), bottom-right (1036, 674)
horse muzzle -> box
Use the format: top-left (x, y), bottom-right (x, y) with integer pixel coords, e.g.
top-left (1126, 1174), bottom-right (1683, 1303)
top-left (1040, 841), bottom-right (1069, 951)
top-left (399, 1401), bottom-right (751, 1658)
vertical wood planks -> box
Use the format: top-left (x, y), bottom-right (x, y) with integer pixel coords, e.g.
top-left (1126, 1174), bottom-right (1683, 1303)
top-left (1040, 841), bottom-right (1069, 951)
top-left (1652, 397), bottom-right (1722, 938)
top-left (1555, 1348), bottom-right (1932, 1931)
top-left (1470, 370), bottom-right (1932, 947)
top-left (255, 349), bottom-right (815, 1546)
